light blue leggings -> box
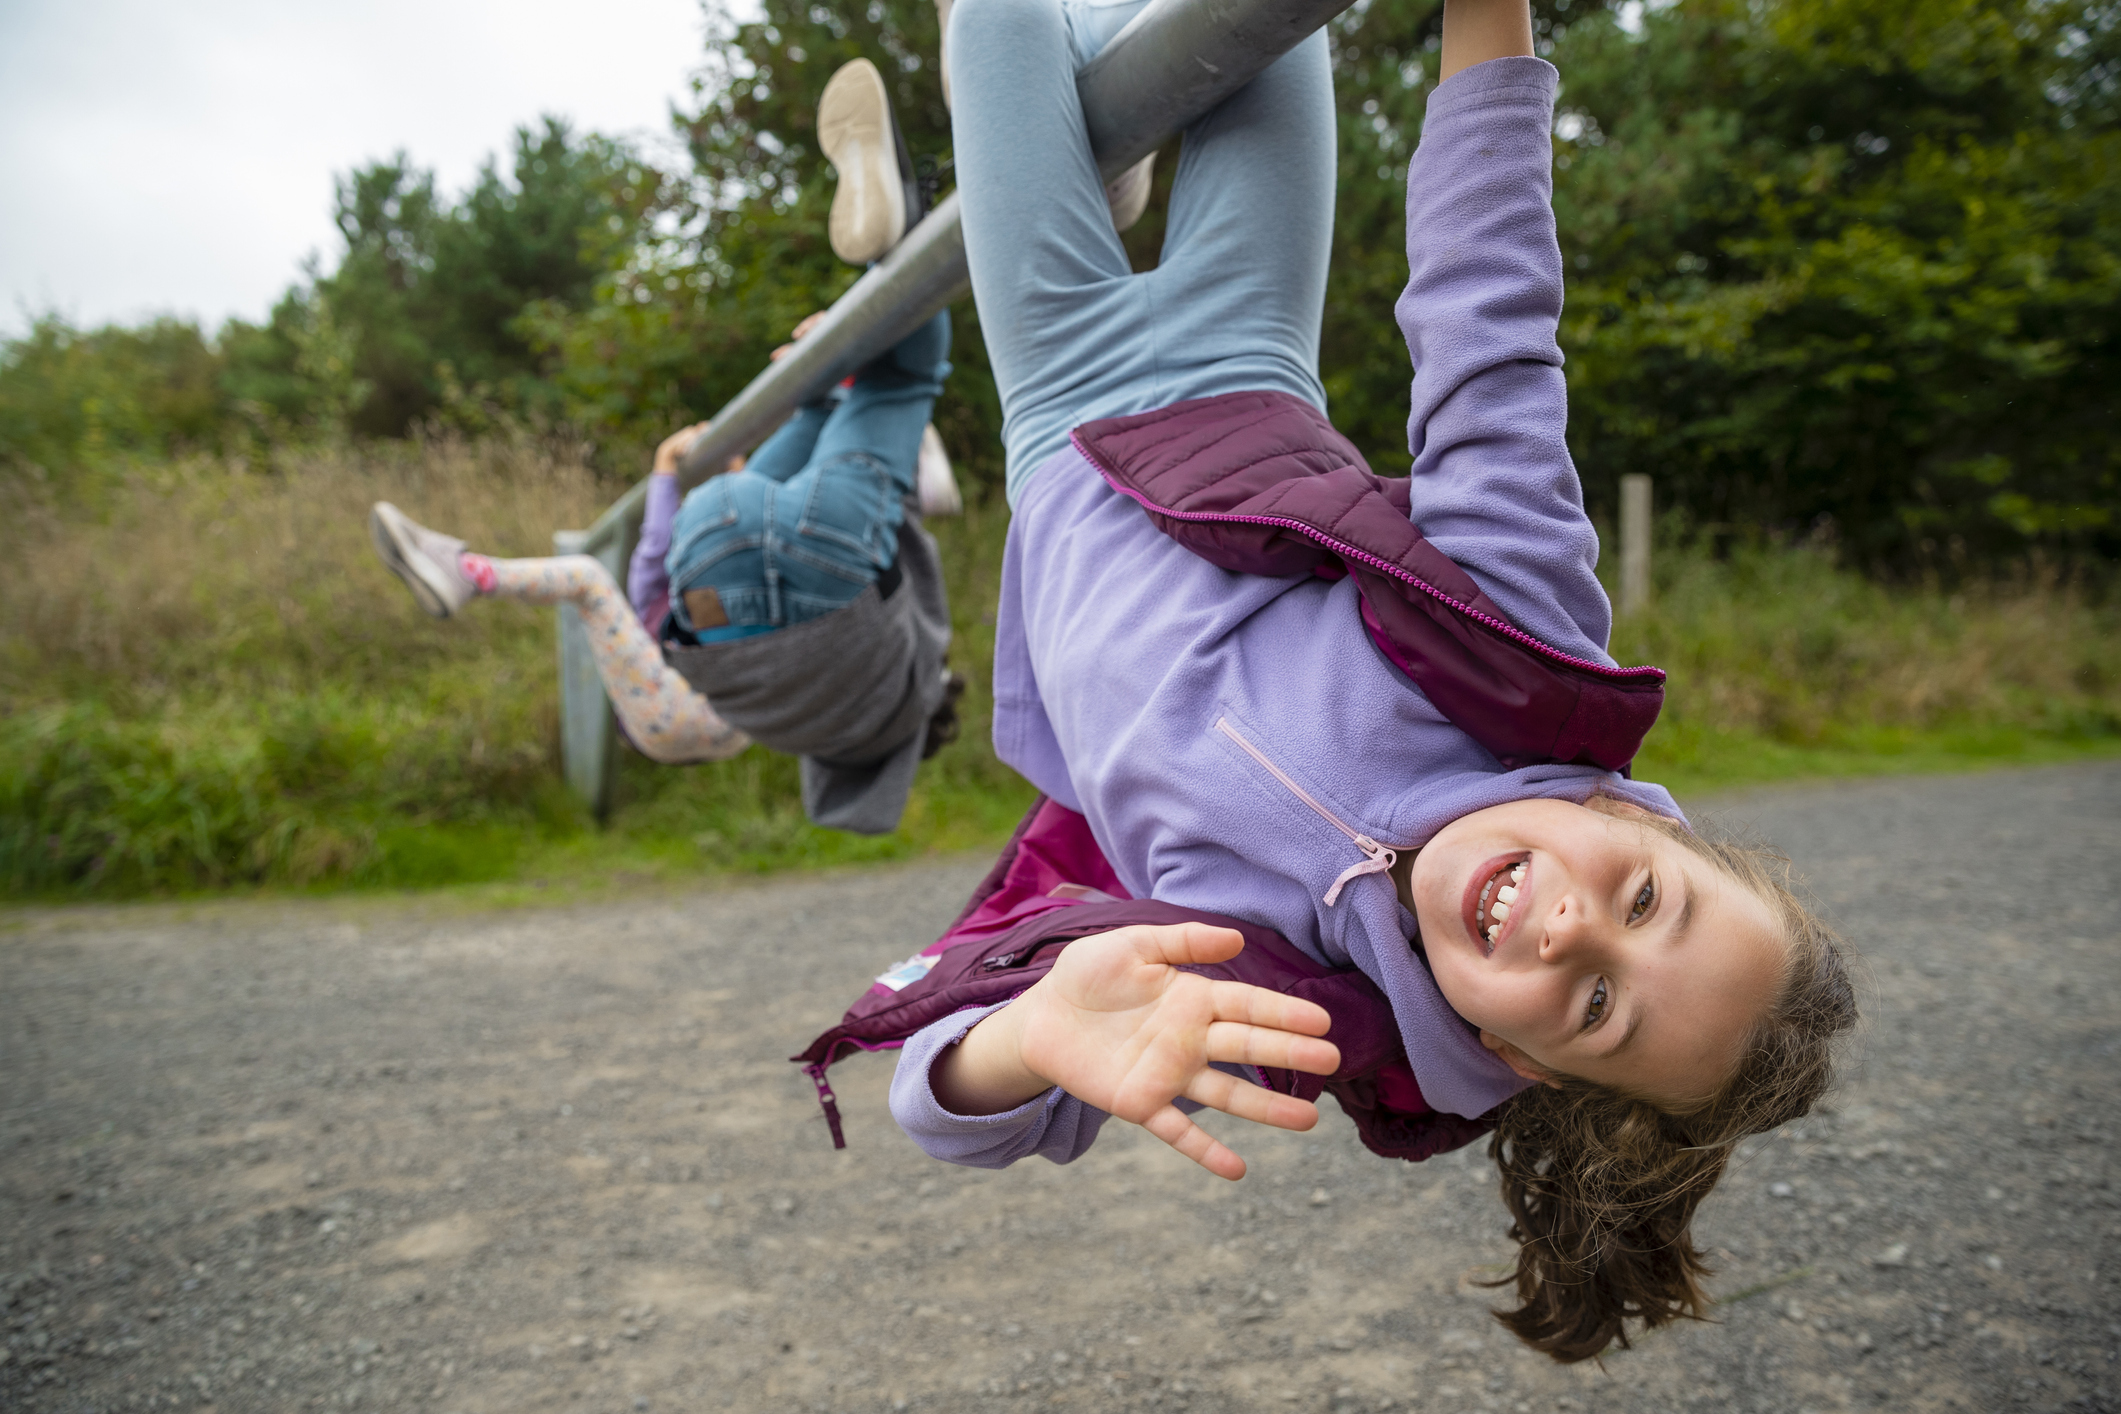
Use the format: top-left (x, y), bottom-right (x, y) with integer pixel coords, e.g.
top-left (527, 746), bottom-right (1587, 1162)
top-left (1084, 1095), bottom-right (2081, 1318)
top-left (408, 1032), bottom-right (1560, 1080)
top-left (948, 0), bottom-right (1338, 504)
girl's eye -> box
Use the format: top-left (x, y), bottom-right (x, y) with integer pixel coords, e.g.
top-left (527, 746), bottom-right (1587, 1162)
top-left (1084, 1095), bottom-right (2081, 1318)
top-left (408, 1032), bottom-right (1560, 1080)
top-left (1583, 978), bottom-right (1609, 1029)
top-left (1629, 879), bottom-right (1656, 921)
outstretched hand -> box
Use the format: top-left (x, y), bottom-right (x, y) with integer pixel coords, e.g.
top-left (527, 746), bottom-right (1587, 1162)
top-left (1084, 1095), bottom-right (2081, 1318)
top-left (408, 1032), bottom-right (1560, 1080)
top-left (933, 924), bottom-right (1342, 1180)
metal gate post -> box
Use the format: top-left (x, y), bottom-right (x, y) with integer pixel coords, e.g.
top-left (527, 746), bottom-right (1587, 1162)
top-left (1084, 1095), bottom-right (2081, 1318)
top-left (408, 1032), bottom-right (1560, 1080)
top-left (553, 500), bottom-right (641, 821)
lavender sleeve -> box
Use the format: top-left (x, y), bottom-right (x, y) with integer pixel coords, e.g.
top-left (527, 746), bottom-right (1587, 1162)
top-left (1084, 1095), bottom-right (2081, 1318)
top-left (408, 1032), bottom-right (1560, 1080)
top-left (1398, 56), bottom-right (1614, 665)
top-left (627, 473), bottom-right (682, 631)
top-left (888, 1003), bottom-right (1111, 1167)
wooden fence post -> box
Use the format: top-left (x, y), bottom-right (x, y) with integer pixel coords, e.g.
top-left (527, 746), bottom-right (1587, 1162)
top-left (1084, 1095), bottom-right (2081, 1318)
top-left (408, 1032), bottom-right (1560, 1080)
top-left (1619, 473), bottom-right (1652, 618)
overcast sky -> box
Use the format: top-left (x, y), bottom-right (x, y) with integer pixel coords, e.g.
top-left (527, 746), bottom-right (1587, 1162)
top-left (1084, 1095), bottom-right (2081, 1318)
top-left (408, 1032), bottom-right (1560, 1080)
top-left (0, 0), bottom-right (736, 339)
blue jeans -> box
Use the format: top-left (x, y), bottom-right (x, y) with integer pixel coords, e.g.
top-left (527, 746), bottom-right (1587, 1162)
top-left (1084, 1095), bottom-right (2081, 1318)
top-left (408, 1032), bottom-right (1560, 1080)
top-left (948, 0), bottom-right (1337, 504)
top-left (665, 312), bottom-right (952, 639)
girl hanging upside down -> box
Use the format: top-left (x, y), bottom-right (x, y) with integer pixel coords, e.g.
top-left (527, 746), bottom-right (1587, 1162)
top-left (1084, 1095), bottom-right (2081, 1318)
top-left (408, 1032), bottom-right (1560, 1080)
top-left (808, 0), bottom-right (1858, 1362)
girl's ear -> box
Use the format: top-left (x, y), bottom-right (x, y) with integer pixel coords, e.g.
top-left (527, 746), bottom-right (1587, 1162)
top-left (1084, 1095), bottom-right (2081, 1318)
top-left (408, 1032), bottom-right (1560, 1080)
top-left (1480, 1030), bottom-right (1563, 1088)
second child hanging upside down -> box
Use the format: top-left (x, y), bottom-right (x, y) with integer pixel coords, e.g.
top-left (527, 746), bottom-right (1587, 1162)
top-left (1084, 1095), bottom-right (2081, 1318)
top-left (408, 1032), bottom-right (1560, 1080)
top-left (368, 60), bottom-right (968, 834)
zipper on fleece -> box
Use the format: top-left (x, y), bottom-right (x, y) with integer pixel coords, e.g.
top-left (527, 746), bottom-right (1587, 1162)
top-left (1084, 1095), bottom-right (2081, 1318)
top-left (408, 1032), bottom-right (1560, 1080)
top-left (1214, 716), bottom-right (1398, 907)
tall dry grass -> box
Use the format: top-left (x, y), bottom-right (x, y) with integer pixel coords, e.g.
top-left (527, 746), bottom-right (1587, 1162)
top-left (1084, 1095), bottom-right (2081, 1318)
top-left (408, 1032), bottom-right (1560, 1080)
top-left (3, 429), bottom-right (610, 704)
top-left (0, 434), bottom-right (1025, 895)
top-left (1611, 536), bottom-right (2120, 759)
top-left (1, 433), bottom-right (619, 890)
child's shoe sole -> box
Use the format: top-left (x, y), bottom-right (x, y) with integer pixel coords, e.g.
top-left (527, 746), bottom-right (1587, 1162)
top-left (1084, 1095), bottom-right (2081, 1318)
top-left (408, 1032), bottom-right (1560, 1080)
top-left (820, 59), bottom-right (908, 265)
top-left (916, 423), bottom-right (962, 518)
top-left (936, 0), bottom-right (954, 108)
top-left (1106, 152), bottom-right (1156, 233)
top-left (369, 501), bottom-right (472, 619)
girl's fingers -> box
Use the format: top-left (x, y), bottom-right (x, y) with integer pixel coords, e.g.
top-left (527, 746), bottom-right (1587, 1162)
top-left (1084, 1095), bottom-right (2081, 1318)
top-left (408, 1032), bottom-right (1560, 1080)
top-left (1183, 1068), bottom-right (1322, 1133)
top-left (1125, 922), bottom-right (1248, 969)
top-left (1202, 979), bottom-right (1334, 1038)
top-left (1141, 1105), bottom-right (1248, 1181)
top-left (1201, 1020), bottom-right (1340, 1077)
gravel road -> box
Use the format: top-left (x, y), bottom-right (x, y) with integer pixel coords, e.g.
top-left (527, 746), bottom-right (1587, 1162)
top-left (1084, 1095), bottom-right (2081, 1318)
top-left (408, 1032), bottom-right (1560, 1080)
top-left (3, 765), bottom-right (2118, 1414)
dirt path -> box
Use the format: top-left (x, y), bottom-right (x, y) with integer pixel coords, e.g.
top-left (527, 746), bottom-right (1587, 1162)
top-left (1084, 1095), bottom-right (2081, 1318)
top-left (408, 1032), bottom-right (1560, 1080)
top-left (3, 766), bottom-right (2118, 1413)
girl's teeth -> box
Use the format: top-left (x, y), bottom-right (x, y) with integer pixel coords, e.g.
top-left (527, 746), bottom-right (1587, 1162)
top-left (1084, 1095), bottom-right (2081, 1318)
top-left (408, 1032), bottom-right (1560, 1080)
top-left (1491, 901), bottom-right (1511, 922)
top-left (1484, 925), bottom-right (1498, 945)
top-left (1497, 885), bottom-right (1518, 904)
top-left (1511, 863), bottom-right (1526, 882)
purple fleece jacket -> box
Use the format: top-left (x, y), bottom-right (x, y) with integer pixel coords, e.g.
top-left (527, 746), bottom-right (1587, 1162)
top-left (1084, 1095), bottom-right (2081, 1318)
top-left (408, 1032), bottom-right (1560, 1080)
top-left (890, 57), bottom-right (1681, 1164)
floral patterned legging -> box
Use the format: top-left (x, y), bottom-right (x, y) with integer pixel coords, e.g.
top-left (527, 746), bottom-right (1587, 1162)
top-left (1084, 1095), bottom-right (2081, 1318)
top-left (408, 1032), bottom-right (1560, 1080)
top-left (462, 552), bottom-right (750, 765)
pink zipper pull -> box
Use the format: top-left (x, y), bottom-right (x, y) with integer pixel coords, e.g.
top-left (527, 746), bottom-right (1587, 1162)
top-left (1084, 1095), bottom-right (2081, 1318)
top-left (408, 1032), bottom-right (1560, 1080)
top-left (1324, 836), bottom-right (1396, 906)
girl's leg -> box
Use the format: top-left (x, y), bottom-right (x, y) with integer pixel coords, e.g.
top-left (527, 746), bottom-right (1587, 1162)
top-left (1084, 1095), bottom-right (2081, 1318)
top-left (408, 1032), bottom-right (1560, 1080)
top-left (1143, 32), bottom-right (1336, 411)
top-left (948, 0), bottom-right (1154, 501)
top-left (462, 553), bottom-right (752, 765)
top-left (740, 399), bottom-right (837, 485)
top-left (950, 0), bottom-right (1335, 501)
top-left (796, 311), bottom-right (951, 509)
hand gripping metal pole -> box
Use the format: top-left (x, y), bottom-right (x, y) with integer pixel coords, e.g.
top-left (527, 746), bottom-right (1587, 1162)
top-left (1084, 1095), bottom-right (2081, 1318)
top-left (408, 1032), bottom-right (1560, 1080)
top-left (557, 0), bottom-right (1357, 816)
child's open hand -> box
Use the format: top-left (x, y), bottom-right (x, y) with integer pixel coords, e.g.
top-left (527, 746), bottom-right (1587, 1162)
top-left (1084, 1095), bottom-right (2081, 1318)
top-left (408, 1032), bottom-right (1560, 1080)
top-left (934, 923), bottom-right (1341, 1180)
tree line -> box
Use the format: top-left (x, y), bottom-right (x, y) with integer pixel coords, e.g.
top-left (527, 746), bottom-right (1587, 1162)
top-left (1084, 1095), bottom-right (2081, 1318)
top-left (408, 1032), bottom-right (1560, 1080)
top-left (2, 0), bottom-right (2114, 570)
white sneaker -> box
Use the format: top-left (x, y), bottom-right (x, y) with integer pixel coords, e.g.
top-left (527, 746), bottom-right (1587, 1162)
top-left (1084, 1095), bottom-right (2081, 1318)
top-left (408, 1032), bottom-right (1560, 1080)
top-left (369, 501), bottom-right (476, 619)
top-left (1106, 152), bottom-right (1156, 233)
top-left (916, 423), bottom-right (962, 517)
top-left (935, 0), bottom-right (954, 109)
top-left (820, 58), bottom-right (909, 265)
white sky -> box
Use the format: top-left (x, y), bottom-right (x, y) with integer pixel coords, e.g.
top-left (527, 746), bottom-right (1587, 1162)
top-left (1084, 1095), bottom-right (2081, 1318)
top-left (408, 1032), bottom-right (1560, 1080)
top-left (0, 0), bottom-right (744, 339)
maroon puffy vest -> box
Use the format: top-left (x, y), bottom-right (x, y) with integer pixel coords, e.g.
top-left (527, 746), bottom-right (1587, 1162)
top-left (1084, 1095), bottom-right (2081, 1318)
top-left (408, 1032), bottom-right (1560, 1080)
top-left (793, 798), bottom-right (1493, 1165)
top-left (1073, 389), bottom-right (1665, 772)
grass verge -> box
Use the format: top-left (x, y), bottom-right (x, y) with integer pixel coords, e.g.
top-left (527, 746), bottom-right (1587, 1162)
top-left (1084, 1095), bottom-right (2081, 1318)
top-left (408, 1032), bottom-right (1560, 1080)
top-left (4, 439), bottom-right (2115, 903)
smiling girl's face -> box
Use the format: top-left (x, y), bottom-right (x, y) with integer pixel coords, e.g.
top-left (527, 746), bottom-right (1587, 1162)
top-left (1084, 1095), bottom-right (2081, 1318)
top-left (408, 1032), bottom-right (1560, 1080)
top-left (1408, 798), bottom-right (1787, 1106)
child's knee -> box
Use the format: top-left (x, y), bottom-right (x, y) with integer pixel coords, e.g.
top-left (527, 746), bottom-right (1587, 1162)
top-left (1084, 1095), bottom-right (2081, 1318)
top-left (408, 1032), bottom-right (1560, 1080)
top-left (950, 0), bottom-right (1061, 60)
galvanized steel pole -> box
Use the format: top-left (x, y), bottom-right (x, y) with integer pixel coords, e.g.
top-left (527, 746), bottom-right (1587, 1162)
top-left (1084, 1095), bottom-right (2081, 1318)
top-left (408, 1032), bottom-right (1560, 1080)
top-left (558, 0), bottom-right (1359, 814)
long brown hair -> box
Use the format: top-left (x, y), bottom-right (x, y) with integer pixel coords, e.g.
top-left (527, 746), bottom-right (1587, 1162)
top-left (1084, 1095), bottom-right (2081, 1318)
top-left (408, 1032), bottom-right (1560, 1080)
top-left (1485, 799), bottom-right (1858, 1362)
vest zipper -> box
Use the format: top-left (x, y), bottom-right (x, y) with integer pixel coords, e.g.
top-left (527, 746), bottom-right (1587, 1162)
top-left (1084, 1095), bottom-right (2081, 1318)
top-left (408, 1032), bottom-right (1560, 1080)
top-left (1214, 716), bottom-right (1398, 907)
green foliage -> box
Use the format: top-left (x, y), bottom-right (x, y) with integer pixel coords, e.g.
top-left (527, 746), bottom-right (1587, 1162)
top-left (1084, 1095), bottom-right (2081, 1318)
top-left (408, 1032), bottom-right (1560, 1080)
top-left (0, 315), bottom-right (238, 481)
top-left (1546, 0), bottom-right (2121, 567)
top-left (316, 119), bottom-right (665, 436)
top-left (523, 0), bottom-right (1015, 480)
top-left (1318, 0), bottom-right (2121, 568)
top-left (0, 119), bottom-right (656, 487)
top-left (0, 441), bottom-right (1032, 897)
top-left (0, 696), bottom-right (563, 894)
top-left (6, 0), bottom-right (2115, 554)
